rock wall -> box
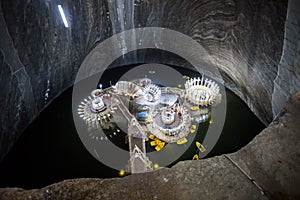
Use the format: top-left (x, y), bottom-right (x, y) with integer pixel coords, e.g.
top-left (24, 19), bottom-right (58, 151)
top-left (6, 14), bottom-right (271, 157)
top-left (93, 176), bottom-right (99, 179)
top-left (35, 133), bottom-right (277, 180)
top-left (0, 0), bottom-right (289, 162)
top-left (0, 0), bottom-right (112, 161)
top-left (272, 0), bottom-right (300, 118)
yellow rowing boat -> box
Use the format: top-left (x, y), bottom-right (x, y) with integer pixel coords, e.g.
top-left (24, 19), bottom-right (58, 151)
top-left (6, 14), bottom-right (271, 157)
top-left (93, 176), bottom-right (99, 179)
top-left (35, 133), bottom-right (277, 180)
top-left (196, 141), bottom-right (206, 152)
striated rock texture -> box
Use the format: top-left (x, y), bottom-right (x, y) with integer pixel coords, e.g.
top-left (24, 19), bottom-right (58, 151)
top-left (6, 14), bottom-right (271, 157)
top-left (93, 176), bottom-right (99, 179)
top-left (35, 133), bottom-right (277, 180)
top-left (272, 0), bottom-right (300, 118)
top-left (1, 91), bottom-right (299, 200)
top-left (0, 0), bottom-right (291, 162)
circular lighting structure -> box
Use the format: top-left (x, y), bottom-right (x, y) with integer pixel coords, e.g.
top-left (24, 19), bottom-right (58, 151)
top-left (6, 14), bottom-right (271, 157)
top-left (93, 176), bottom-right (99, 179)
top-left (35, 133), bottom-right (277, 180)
top-left (72, 27), bottom-right (227, 172)
top-left (185, 77), bottom-right (220, 106)
top-left (148, 104), bottom-right (191, 143)
top-left (77, 89), bottom-right (113, 129)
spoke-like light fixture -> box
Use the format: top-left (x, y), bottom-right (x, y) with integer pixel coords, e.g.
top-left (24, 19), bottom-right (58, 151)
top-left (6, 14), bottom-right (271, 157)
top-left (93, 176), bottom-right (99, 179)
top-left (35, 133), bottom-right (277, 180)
top-left (58, 5), bottom-right (69, 28)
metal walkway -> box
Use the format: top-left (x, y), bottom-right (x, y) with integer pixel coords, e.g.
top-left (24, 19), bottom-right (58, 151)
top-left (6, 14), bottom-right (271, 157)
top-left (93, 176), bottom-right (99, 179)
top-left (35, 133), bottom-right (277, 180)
top-left (111, 95), bottom-right (153, 173)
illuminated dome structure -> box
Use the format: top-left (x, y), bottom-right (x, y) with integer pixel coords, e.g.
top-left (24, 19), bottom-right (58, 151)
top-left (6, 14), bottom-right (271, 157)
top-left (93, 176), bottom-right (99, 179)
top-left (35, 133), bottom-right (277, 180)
top-left (90, 97), bottom-right (106, 112)
top-left (148, 104), bottom-right (191, 143)
top-left (77, 89), bottom-right (113, 129)
top-left (185, 77), bottom-right (220, 106)
top-left (114, 81), bottom-right (144, 98)
top-left (161, 108), bottom-right (175, 125)
top-left (143, 84), bottom-right (161, 102)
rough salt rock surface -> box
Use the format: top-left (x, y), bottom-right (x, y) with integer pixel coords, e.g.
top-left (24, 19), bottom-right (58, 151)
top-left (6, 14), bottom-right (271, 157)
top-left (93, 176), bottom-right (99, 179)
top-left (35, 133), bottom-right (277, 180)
top-left (0, 0), bottom-right (289, 162)
top-left (1, 91), bottom-right (299, 200)
top-left (272, 0), bottom-right (300, 118)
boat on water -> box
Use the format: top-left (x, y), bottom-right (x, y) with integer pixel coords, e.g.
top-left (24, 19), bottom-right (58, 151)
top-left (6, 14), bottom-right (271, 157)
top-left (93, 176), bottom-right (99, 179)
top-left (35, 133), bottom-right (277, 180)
top-left (176, 137), bottom-right (188, 145)
top-left (190, 105), bottom-right (199, 111)
top-left (190, 124), bottom-right (197, 133)
top-left (196, 141), bottom-right (206, 152)
top-left (149, 134), bottom-right (165, 151)
top-left (192, 154), bottom-right (199, 160)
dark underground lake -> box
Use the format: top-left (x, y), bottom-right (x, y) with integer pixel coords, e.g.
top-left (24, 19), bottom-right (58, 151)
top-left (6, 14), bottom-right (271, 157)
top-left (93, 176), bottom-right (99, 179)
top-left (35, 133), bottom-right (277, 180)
top-left (0, 64), bottom-right (265, 190)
